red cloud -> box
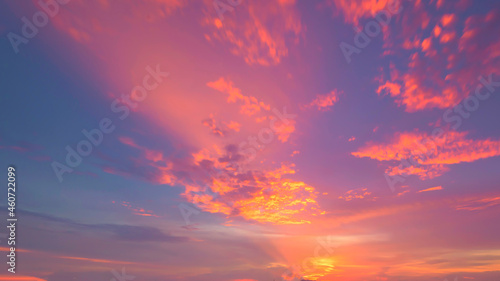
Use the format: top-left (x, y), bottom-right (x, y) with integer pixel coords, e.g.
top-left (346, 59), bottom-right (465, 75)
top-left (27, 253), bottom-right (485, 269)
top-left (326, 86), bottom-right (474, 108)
top-left (352, 130), bottom-right (500, 179)
top-left (329, 0), bottom-right (400, 26)
top-left (375, 5), bottom-right (500, 111)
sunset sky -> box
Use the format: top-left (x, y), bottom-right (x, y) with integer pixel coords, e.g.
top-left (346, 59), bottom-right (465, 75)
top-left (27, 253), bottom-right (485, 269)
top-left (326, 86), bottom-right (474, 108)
top-left (1, 0), bottom-right (500, 280)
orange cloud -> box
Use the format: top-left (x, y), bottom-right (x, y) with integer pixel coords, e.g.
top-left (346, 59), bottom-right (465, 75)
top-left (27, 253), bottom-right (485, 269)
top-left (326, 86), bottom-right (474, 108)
top-left (418, 185), bottom-right (443, 193)
top-left (0, 277), bottom-right (46, 281)
top-left (386, 163), bottom-right (448, 180)
top-left (300, 256), bottom-right (336, 280)
top-left (421, 36), bottom-right (432, 51)
top-left (376, 81), bottom-right (401, 97)
top-left (206, 77), bottom-right (296, 142)
top-left (352, 130), bottom-right (500, 179)
top-left (433, 24), bottom-right (442, 37)
top-left (338, 187), bottom-right (375, 201)
top-left (275, 120), bottom-right (296, 143)
top-left (304, 90), bottom-right (341, 111)
top-left (376, 7), bottom-right (500, 111)
top-left (58, 255), bottom-right (135, 264)
top-left (441, 14), bottom-right (456, 27)
top-left (203, 0), bottom-right (303, 66)
top-left (0, 247), bottom-right (31, 253)
top-left (397, 189), bottom-right (410, 197)
top-left (183, 162), bottom-right (322, 224)
top-left (117, 136), bottom-right (321, 224)
top-left (377, 54), bottom-right (460, 111)
top-left (207, 77), bottom-right (270, 116)
top-left (329, 0), bottom-right (399, 26)
top-left (226, 120), bottom-right (241, 132)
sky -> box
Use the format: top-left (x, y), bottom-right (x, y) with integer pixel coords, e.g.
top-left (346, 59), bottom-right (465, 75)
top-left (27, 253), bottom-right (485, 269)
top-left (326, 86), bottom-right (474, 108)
top-left (0, 0), bottom-right (500, 280)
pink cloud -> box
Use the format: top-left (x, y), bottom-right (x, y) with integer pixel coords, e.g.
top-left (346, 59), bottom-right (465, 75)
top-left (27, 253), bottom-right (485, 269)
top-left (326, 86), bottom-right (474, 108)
top-left (202, 0), bottom-right (303, 66)
top-left (207, 77), bottom-right (270, 116)
top-left (375, 5), bottom-right (500, 111)
top-left (456, 195), bottom-right (500, 211)
top-left (329, 0), bottom-right (401, 26)
top-left (304, 90), bottom-right (341, 111)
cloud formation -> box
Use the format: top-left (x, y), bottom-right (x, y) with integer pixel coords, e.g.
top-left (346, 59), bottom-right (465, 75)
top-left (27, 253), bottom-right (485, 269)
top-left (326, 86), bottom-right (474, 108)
top-left (304, 90), bottom-right (341, 111)
top-left (203, 0), bottom-right (303, 65)
top-left (375, 5), bottom-right (500, 111)
top-left (352, 130), bottom-right (500, 179)
top-left (207, 77), bottom-right (270, 116)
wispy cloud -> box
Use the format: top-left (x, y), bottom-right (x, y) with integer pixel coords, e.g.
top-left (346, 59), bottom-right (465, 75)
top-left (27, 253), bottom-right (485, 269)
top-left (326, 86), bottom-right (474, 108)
top-left (304, 90), bottom-right (341, 111)
top-left (203, 0), bottom-right (303, 65)
top-left (418, 186), bottom-right (443, 193)
top-left (353, 130), bottom-right (500, 179)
